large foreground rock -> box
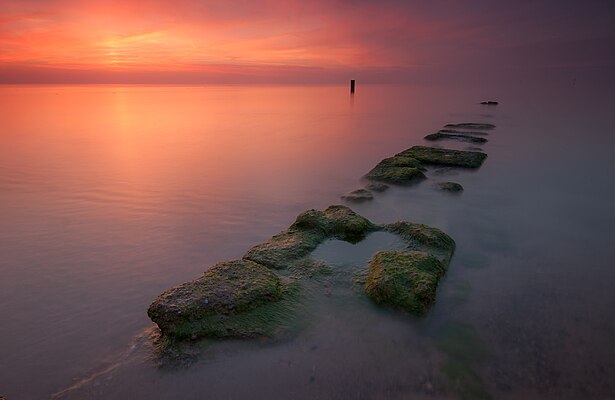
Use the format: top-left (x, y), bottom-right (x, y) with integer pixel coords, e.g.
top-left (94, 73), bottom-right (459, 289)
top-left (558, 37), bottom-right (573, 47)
top-left (147, 259), bottom-right (291, 338)
top-left (366, 251), bottom-right (447, 314)
top-left (244, 205), bottom-right (378, 269)
top-left (397, 146), bottom-right (487, 168)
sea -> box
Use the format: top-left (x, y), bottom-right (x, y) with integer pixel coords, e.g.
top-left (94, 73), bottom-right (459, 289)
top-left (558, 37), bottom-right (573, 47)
top-left (1, 82), bottom-right (614, 399)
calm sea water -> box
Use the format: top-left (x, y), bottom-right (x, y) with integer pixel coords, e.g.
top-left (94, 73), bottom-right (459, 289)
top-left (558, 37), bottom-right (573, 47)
top-left (1, 83), bottom-right (614, 399)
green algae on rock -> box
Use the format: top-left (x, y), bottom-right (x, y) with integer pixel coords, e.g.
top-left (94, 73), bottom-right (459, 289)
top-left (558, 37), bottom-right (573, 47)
top-left (365, 222), bottom-right (455, 314)
top-left (424, 132), bottom-right (487, 144)
top-left (341, 188), bottom-right (374, 202)
top-left (375, 155), bottom-right (424, 169)
top-left (437, 182), bottom-right (464, 192)
top-left (365, 250), bottom-right (447, 314)
top-left (397, 146), bottom-right (487, 168)
top-left (291, 205), bottom-right (378, 241)
top-left (242, 228), bottom-right (323, 270)
top-left (244, 205), bottom-right (378, 269)
top-left (366, 166), bottom-right (426, 184)
top-left (149, 205), bottom-right (458, 339)
top-left (365, 182), bottom-right (390, 192)
top-left (288, 257), bottom-right (333, 279)
top-left (384, 221), bottom-right (456, 264)
top-left (365, 155), bottom-right (426, 184)
top-left (147, 259), bottom-right (295, 339)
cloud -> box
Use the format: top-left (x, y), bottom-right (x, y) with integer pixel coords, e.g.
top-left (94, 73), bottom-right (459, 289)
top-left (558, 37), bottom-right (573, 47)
top-left (0, 0), bottom-right (613, 83)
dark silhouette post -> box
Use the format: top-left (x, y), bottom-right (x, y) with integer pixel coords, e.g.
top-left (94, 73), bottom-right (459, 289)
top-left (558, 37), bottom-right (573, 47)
top-left (350, 79), bottom-right (355, 94)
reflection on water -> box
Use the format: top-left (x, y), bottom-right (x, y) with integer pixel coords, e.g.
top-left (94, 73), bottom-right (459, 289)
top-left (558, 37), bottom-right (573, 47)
top-left (1, 83), bottom-right (614, 399)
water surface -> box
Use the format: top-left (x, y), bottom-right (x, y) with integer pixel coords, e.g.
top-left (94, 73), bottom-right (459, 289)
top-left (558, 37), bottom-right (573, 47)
top-left (1, 83), bottom-right (614, 399)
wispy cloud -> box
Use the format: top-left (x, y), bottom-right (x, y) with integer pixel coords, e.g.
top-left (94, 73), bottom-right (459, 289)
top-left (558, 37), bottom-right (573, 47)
top-left (0, 0), bottom-right (613, 82)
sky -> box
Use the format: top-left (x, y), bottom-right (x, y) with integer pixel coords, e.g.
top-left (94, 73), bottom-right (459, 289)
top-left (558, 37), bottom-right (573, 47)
top-left (0, 0), bottom-right (613, 84)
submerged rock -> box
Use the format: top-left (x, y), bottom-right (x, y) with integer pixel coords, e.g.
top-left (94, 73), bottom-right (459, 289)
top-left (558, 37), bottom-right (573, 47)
top-left (244, 205), bottom-right (378, 269)
top-left (147, 259), bottom-right (292, 338)
top-left (397, 146), bottom-right (487, 168)
top-left (365, 155), bottom-right (426, 184)
top-left (443, 122), bottom-right (495, 130)
top-left (432, 167), bottom-right (459, 176)
top-left (424, 132), bottom-right (487, 144)
top-left (365, 182), bottom-right (390, 192)
top-left (365, 251), bottom-right (447, 314)
top-left (437, 182), bottom-right (464, 192)
top-left (341, 188), bottom-right (374, 202)
top-left (439, 128), bottom-right (488, 136)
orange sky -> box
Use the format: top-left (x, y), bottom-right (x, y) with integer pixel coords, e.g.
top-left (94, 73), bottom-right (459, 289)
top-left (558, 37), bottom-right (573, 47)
top-left (1, 0), bottom-right (613, 83)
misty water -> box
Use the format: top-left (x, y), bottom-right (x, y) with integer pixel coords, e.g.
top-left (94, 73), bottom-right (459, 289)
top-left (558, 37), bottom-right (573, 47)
top-left (1, 83), bottom-right (614, 399)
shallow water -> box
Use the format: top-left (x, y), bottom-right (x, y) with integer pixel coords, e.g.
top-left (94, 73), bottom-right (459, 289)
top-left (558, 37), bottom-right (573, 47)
top-left (1, 83), bottom-right (614, 399)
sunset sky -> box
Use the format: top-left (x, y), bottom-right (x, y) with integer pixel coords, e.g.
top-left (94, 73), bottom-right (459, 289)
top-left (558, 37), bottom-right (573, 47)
top-left (1, 0), bottom-right (613, 83)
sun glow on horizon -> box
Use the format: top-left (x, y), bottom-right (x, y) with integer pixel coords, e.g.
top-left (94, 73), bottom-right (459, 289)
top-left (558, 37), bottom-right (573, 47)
top-left (0, 1), bottom-right (385, 78)
top-left (1, 0), bottom-right (611, 83)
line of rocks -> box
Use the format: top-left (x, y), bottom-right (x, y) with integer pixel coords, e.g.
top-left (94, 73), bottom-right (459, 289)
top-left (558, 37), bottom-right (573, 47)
top-left (148, 121), bottom-right (495, 341)
top-left (148, 205), bottom-right (456, 339)
top-left (341, 122), bottom-right (493, 200)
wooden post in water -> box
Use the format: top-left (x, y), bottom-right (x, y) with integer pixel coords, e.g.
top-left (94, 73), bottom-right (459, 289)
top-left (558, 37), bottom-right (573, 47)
top-left (350, 79), bottom-right (355, 94)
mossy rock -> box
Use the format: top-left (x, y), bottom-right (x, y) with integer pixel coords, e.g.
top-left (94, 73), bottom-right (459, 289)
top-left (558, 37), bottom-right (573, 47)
top-left (438, 182), bottom-right (464, 192)
top-left (425, 132), bottom-right (487, 144)
top-left (243, 228), bottom-right (324, 270)
top-left (375, 155), bottom-right (424, 169)
top-left (365, 155), bottom-right (427, 184)
top-left (288, 257), bottom-right (333, 279)
top-left (147, 259), bottom-right (291, 338)
top-left (365, 251), bottom-right (446, 314)
top-left (366, 166), bottom-right (426, 184)
top-left (291, 205), bottom-right (379, 243)
top-left (384, 221), bottom-right (455, 264)
top-left (341, 188), bottom-right (374, 202)
top-left (443, 123), bottom-right (495, 130)
top-left (244, 205), bottom-right (378, 269)
top-left (397, 146), bottom-right (487, 168)
top-left (149, 206), bottom-right (458, 340)
top-left (365, 182), bottom-right (390, 192)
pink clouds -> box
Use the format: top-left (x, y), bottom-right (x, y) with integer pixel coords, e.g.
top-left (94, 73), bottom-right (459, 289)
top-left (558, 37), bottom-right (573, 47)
top-left (0, 0), bottom-right (613, 83)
